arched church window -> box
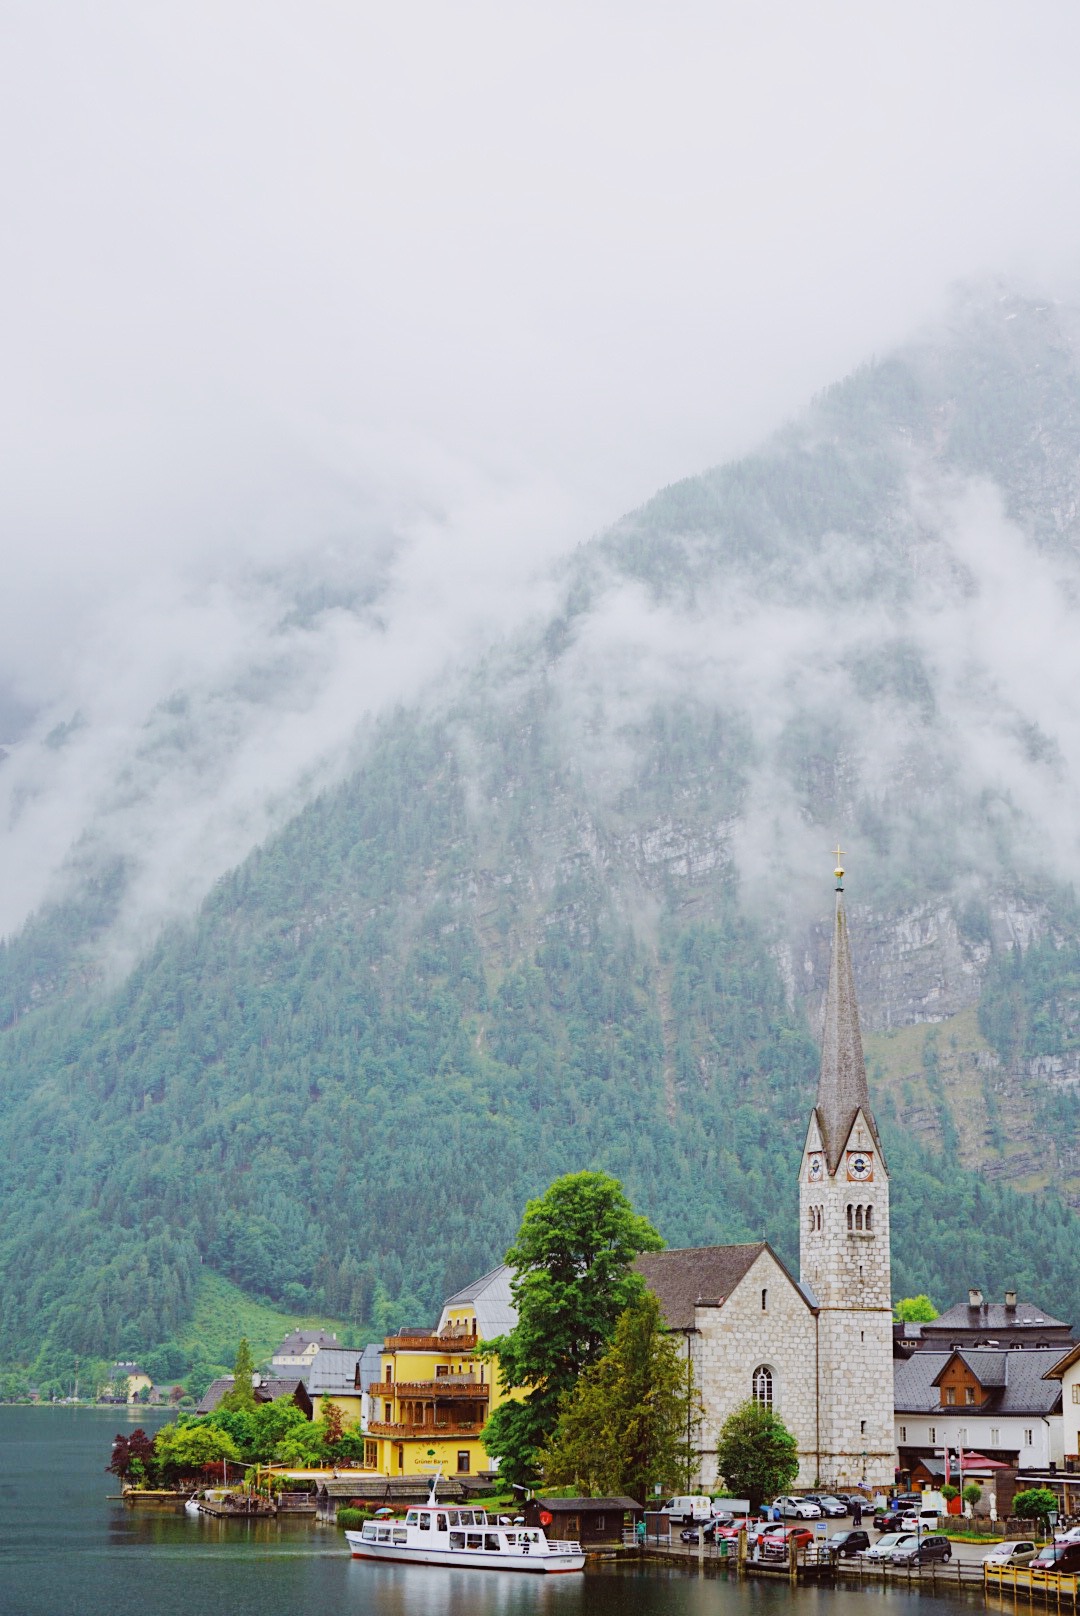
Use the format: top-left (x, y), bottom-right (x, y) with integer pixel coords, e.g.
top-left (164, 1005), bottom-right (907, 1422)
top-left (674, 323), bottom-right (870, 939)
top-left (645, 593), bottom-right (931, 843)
top-left (865, 1205), bottom-right (873, 1231)
top-left (846, 1204), bottom-right (854, 1230)
top-left (807, 1208), bottom-right (815, 1232)
top-left (752, 1365), bottom-right (774, 1409)
top-left (854, 1205), bottom-right (864, 1230)
top-left (761, 1288), bottom-right (768, 1311)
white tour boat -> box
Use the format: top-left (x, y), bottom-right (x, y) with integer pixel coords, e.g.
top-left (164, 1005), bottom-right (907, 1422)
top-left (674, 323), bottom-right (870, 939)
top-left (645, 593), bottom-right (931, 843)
top-left (344, 1487), bottom-right (584, 1573)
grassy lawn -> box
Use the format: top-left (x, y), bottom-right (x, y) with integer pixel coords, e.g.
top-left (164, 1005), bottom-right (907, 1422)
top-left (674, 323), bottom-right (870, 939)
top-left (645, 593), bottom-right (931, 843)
top-left (175, 1271), bottom-right (355, 1369)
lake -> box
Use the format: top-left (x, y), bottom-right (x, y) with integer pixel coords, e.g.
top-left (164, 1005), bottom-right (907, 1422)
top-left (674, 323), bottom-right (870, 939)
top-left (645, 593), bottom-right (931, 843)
top-left (1, 1406), bottom-right (989, 1616)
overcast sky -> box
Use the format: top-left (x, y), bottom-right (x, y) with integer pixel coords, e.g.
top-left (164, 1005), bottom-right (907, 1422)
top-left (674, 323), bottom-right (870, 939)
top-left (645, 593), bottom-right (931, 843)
top-left (3, 0), bottom-right (1080, 943)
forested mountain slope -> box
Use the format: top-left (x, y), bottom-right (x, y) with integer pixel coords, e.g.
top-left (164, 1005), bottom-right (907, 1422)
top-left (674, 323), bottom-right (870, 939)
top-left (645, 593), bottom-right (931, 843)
top-left (3, 286), bottom-right (1080, 1379)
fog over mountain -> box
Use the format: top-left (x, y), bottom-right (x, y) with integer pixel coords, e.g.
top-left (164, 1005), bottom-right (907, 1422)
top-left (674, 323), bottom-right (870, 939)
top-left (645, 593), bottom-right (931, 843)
top-left (6, 6), bottom-right (1080, 1380)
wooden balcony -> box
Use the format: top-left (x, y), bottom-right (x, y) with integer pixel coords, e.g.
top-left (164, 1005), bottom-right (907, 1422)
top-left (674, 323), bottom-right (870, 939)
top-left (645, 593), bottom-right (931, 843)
top-left (380, 1379), bottom-right (490, 1400)
top-left (383, 1333), bottom-right (478, 1352)
top-left (366, 1420), bottom-right (485, 1439)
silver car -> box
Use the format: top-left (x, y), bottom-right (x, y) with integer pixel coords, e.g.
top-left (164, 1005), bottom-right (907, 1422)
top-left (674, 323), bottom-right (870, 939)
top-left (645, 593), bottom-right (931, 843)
top-left (861, 1532), bottom-right (917, 1563)
top-left (984, 1541), bottom-right (1037, 1567)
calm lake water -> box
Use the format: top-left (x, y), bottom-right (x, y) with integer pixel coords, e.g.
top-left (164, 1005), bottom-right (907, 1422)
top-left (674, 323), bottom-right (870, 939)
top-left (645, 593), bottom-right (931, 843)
top-left (1, 1407), bottom-right (992, 1616)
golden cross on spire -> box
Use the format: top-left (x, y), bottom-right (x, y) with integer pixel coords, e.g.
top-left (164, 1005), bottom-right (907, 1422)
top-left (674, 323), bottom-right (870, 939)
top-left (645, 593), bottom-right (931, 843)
top-left (833, 843), bottom-right (845, 886)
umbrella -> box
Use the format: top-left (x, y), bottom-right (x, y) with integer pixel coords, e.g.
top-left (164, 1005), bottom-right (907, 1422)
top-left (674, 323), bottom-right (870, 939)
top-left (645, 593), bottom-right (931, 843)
top-left (373, 1507), bottom-right (394, 1517)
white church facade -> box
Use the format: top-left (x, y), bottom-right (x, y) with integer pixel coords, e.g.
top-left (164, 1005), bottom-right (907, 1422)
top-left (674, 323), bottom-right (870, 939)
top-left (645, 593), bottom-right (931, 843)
top-left (638, 871), bottom-right (897, 1490)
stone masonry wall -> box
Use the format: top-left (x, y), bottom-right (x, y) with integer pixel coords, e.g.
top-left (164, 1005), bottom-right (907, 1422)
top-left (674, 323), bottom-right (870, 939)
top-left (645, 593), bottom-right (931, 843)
top-left (693, 1250), bottom-right (819, 1490)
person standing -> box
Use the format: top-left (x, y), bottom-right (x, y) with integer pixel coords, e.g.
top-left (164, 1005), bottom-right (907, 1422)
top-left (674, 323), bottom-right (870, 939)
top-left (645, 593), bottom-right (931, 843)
top-left (853, 1500), bottom-right (863, 1526)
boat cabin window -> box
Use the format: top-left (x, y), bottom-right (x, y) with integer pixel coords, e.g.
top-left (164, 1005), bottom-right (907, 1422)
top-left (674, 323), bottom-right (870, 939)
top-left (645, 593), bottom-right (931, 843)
top-left (466, 1532), bottom-right (483, 1549)
top-left (437, 1514), bottom-right (448, 1531)
top-left (406, 1511), bottom-right (418, 1525)
top-left (449, 1531), bottom-right (465, 1550)
top-left (419, 1512), bottom-right (431, 1531)
top-left (485, 1534), bottom-right (501, 1551)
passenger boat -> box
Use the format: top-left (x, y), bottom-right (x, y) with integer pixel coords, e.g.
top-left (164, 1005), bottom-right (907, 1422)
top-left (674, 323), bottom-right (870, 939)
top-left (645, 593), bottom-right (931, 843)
top-left (344, 1485), bottom-right (584, 1572)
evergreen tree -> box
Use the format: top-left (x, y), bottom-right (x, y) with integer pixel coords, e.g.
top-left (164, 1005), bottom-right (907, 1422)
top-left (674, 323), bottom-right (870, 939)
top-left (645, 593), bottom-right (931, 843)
top-left (540, 1291), bottom-right (702, 1500)
top-left (482, 1171), bottom-right (663, 1486)
top-left (715, 1399), bottom-right (798, 1514)
top-left (218, 1337), bottom-right (256, 1412)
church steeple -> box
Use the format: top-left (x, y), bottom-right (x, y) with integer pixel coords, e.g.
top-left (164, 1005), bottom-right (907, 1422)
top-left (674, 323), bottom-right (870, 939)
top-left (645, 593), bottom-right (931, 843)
top-left (814, 852), bottom-right (882, 1176)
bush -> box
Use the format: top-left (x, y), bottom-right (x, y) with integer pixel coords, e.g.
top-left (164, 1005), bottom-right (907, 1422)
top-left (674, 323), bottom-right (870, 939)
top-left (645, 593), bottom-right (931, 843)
top-left (1012, 1487), bottom-right (1057, 1524)
top-left (336, 1507), bottom-right (373, 1529)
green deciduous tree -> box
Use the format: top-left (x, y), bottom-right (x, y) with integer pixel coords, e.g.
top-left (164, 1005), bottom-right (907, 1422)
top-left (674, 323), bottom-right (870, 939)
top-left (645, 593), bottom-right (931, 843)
top-left (894, 1295), bottom-right (938, 1322)
top-left (1012, 1487), bottom-right (1057, 1526)
top-left (714, 1398), bottom-right (798, 1514)
top-left (540, 1291), bottom-right (702, 1501)
top-left (154, 1421), bottom-right (241, 1481)
top-left (482, 1171), bottom-right (663, 1486)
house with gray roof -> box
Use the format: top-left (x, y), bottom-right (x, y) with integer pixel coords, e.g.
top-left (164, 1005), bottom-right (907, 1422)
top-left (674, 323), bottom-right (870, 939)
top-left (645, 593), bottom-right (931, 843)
top-left (271, 1328), bottom-right (342, 1372)
top-left (914, 1289), bottom-right (1073, 1352)
top-left (894, 1346), bottom-right (1064, 1475)
top-left (436, 1266), bottom-right (516, 1341)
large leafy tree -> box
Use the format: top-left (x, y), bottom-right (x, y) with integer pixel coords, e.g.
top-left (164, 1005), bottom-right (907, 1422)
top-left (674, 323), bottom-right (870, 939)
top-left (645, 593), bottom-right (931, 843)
top-left (715, 1398), bottom-right (798, 1514)
top-left (481, 1170), bottom-right (663, 1485)
top-left (540, 1291), bottom-right (701, 1501)
top-left (894, 1295), bottom-right (938, 1322)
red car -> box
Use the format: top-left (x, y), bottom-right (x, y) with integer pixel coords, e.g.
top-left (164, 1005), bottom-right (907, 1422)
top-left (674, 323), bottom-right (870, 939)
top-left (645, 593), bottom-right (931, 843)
top-left (760, 1526), bottom-right (815, 1559)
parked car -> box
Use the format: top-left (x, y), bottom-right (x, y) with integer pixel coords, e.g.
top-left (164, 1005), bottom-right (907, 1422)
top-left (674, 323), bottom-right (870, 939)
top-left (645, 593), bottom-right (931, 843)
top-left (984, 1542), bottom-right (1038, 1567)
top-left (900, 1508), bottom-right (941, 1533)
top-left (861, 1532), bottom-right (918, 1563)
top-left (680, 1520), bottom-right (720, 1544)
top-left (891, 1534), bottom-right (952, 1566)
top-left (1031, 1542), bottom-right (1080, 1573)
top-left (874, 1510), bottom-right (907, 1532)
top-left (828, 1530), bottom-right (871, 1558)
top-left (661, 1495), bottom-right (712, 1524)
top-left (806, 1494), bottom-right (847, 1517)
top-left (760, 1526), bottom-right (815, 1559)
top-left (773, 1496), bottom-right (823, 1519)
top-left (1055, 1527), bottom-right (1080, 1544)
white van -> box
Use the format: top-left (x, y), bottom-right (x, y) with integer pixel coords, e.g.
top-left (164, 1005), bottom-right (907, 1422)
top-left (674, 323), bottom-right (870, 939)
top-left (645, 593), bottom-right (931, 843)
top-left (661, 1495), bottom-right (712, 1524)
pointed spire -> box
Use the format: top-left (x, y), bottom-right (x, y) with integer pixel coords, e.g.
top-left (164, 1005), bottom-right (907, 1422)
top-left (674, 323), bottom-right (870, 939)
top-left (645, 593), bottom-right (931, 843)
top-left (816, 873), bottom-right (882, 1175)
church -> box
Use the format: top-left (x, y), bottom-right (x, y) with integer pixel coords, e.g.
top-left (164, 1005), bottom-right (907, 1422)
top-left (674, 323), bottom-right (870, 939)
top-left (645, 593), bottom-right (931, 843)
top-left (637, 864), bottom-right (896, 1490)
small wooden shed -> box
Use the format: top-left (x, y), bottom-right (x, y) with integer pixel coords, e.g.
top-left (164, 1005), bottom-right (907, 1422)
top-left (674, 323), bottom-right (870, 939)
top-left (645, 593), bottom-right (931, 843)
top-left (523, 1496), bottom-right (641, 1545)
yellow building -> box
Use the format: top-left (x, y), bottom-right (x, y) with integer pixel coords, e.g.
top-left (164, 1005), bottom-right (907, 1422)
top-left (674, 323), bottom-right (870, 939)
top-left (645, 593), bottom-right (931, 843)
top-left (367, 1266), bottom-right (519, 1478)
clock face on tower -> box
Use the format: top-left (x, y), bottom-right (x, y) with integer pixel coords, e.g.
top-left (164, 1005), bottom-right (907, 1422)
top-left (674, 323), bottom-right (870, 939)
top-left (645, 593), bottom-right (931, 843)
top-left (807, 1152), bottom-right (824, 1182)
top-left (847, 1150), bottom-right (874, 1182)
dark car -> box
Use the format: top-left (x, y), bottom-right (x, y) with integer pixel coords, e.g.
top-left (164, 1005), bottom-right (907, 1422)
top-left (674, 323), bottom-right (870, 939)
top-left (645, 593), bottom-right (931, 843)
top-left (891, 1535), bottom-right (952, 1566)
top-left (828, 1530), bottom-right (871, 1558)
top-left (680, 1520), bottom-right (719, 1544)
top-left (805, 1494), bottom-right (848, 1518)
top-left (1031, 1542), bottom-right (1080, 1573)
top-left (874, 1510), bottom-right (906, 1532)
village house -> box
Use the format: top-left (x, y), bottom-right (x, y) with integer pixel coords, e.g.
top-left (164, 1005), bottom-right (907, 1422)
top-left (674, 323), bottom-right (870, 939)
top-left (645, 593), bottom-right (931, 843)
top-left (195, 1373), bottom-right (312, 1418)
top-left (894, 1344), bottom-right (1065, 1514)
top-left (365, 1279), bottom-right (521, 1480)
top-left (522, 1496), bottom-right (642, 1545)
top-left (103, 1362), bottom-right (153, 1403)
top-left (305, 1349), bottom-right (367, 1426)
top-left (271, 1328), bottom-right (342, 1373)
top-left (906, 1291), bottom-right (1073, 1355)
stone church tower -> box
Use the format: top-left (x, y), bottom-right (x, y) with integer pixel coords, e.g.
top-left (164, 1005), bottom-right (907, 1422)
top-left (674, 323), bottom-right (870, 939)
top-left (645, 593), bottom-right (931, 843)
top-left (799, 859), bottom-right (895, 1489)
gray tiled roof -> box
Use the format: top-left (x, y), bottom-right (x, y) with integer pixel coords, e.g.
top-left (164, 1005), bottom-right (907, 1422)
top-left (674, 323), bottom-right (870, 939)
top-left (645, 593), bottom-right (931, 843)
top-left (894, 1349), bottom-right (1064, 1416)
top-left (437, 1265), bottom-right (517, 1341)
top-left (635, 1243), bottom-right (771, 1330)
top-left (274, 1328), bottom-right (341, 1354)
top-left (927, 1300), bottom-right (1070, 1332)
top-left (305, 1349), bottom-right (363, 1395)
top-left (196, 1377), bottom-right (235, 1414)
